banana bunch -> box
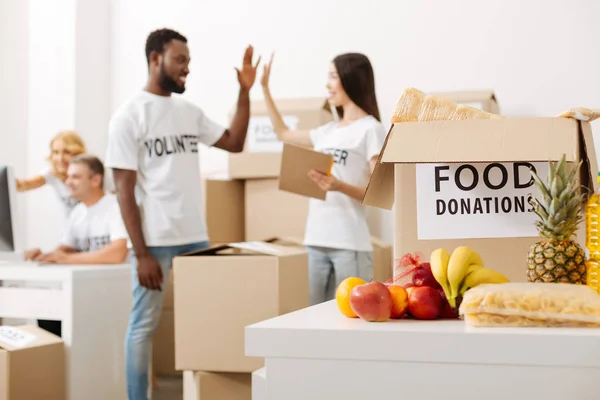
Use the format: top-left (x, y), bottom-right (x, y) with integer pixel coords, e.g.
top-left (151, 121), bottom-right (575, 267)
top-left (430, 246), bottom-right (509, 308)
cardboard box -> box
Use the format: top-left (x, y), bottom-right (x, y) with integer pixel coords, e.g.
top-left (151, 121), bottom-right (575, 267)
top-left (245, 178), bottom-right (309, 241)
top-left (183, 371), bottom-right (251, 400)
top-left (173, 241), bottom-right (309, 372)
top-left (228, 97), bottom-right (333, 179)
top-left (0, 325), bottom-right (65, 400)
top-left (267, 236), bottom-right (392, 283)
top-left (203, 176), bottom-right (245, 244)
top-left (430, 89), bottom-right (499, 114)
top-left (279, 143), bottom-right (333, 200)
top-left (363, 117), bottom-right (597, 282)
top-left (152, 309), bottom-right (180, 377)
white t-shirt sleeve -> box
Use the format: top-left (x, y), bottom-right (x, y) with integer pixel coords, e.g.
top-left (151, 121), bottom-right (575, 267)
top-left (105, 113), bottom-right (139, 171)
top-left (364, 122), bottom-right (388, 161)
top-left (309, 122), bottom-right (335, 147)
top-left (59, 214), bottom-right (77, 248)
top-left (108, 200), bottom-right (129, 242)
top-left (196, 107), bottom-right (226, 147)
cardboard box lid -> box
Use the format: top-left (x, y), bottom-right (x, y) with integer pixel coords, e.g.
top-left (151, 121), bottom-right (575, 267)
top-left (178, 241), bottom-right (304, 258)
top-left (362, 117), bottom-right (593, 210)
top-left (0, 325), bottom-right (63, 352)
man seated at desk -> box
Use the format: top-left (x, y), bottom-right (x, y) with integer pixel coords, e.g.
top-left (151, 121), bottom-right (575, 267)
top-left (24, 154), bottom-right (129, 336)
top-left (25, 154), bottom-right (129, 264)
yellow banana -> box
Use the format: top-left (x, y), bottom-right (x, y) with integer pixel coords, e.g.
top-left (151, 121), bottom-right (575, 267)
top-left (447, 246), bottom-right (484, 301)
top-left (429, 248), bottom-right (451, 300)
top-left (459, 267), bottom-right (509, 297)
top-left (457, 263), bottom-right (483, 295)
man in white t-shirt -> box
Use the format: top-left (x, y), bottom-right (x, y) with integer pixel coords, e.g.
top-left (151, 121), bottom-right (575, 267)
top-left (25, 154), bottom-right (129, 337)
top-left (104, 28), bottom-right (260, 399)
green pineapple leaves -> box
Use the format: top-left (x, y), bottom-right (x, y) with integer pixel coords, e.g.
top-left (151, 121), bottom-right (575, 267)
top-left (528, 154), bottom-right (585, 242)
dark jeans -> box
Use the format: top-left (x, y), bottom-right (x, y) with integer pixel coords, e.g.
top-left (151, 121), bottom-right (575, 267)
top-left (38, 319), bottom-right (62, 337)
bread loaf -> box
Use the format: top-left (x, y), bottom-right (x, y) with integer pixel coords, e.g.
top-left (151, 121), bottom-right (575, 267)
top-left (391, 87), bottom-right (503, 123)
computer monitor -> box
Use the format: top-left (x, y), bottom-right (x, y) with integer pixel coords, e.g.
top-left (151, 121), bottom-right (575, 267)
top-left (0, 165), bottom-right (22, 258)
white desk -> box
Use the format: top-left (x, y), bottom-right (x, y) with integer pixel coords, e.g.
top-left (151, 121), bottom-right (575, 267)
top-left (246, 300), bottom-right (600, 400)
top-left (0, 263), bottom-right (132, 400)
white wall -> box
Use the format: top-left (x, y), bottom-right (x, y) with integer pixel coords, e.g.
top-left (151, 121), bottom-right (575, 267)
top-left (0, 0), bottom-right (29, 250)
top-left (4, 0), bottom-right (600, 249)
top-left (109, 0), bottom-right (600, 243)
top-left (0, 0), bottom-right (111, 251)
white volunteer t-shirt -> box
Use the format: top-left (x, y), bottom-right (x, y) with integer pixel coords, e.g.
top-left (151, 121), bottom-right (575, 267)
top-left (104, 90), bottom-right (226, 247)
top-left (303, 115), bottom-right (387, 252)
top-left (60, 193), bottom-right (129, 252)
top-left (41, 168), bottom-right (79, 217)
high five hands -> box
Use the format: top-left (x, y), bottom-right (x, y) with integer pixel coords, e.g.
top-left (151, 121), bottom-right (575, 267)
top-left (236, 45), bottom-right (262, 90)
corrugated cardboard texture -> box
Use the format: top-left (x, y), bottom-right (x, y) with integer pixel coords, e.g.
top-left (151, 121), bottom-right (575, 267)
top-left (184, 371), bottom-right (251, 400)
top-left (203, 177), bottom-right (245, 244)
top-left (173, 242), bottom-right (308, 372)
top-left (245, 178), bottom-right (309, 241)
top-left (0, 325), bottom-right (65, 400)
top-left (227, 97), bottom-right (333, 179)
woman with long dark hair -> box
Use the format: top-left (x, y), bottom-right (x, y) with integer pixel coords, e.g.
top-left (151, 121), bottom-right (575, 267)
top-left (261, 52), bottom-right (387, 305)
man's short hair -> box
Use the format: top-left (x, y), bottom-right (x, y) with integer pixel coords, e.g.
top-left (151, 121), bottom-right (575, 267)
top-left (145, 28), bottom-right (187, 65)
top-left (70, 154), bottom-right (105, 188)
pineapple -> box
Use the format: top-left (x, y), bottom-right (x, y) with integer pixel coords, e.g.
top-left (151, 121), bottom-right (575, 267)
top-left (527, 154), bottom-right (588, 284)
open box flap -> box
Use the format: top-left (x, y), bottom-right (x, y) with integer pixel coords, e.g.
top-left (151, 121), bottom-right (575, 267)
top-left (362, 117), bottom-right (591, 210)
top-left (179, 241), bottom-right (299, 257)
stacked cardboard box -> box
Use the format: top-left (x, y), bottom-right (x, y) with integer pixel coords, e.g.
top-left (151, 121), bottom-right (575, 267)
top-left (0, 324), bottom-right (65, 399)
top-left (151, 97), bottom-right (393, 398)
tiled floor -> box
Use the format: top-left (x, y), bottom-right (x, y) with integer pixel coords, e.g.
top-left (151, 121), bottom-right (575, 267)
top-left (153, 377), bottom-right (183, 400)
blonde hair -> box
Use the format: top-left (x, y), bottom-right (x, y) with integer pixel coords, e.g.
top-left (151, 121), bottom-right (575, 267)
top-left (47, 131), bottom-right (87, 181)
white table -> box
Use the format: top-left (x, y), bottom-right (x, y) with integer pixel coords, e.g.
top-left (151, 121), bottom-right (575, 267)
top-left (0, 263), bottom-right (132, 400)
top-left (245, 300), bottom-right (600, 400)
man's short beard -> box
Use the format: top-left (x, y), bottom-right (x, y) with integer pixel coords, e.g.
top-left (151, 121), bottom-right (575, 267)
top-left (158, 60), bottom-right (185, 94)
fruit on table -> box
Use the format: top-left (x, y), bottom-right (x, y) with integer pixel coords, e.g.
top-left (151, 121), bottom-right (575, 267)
top-left (447, 246), bottom-right (485, 303)
top-left (430, 246), bottom-right (510, 308)
top-left (430, 248), bottom-right (451, 301)
top-left (349, 281), bottom-right (393, 322)
top-left (458, 265), bottom-right (509, 297)
top-left (437, 288), bottom-right (459, 319)
top-left (408, 286), bottom-right (442, 320)
top-left (412, 262), bottom-right (441, 289)
top-left (387, 285), bottom-right (409, 319)
top-left (335, 277), bottom-right (367, 318)
top-left (527, 154), bottom-right (587, 284)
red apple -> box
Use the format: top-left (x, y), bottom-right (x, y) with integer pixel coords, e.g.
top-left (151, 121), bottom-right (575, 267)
top-left (349, 282), bottom-right (393, 322)
top-left (406, 286), bottom-right (416, 298)
top-left (437, 288), bottom-right (459, 319)
top-left (408, 286), bottom-right (442, 320)
top-left (412, 266), bottom-right (441, 289)
top-left (420, 262), bottom-right (431, 271)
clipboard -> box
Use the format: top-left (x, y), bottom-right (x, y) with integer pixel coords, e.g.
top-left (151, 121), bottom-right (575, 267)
top-left (278, 143), bottom-right (334, 200)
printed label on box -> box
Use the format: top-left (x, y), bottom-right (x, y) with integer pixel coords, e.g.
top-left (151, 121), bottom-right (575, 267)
top-left (415, 162), bottom-right (549, 240)
top-left (247, 116), bottom-right (300, 153)
top-left (0, 326), bottom-right (36, 348)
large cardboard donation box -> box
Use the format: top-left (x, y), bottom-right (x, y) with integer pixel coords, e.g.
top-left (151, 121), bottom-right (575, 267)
top-left (173, 240), bottom-right (309, 372)
top-left (363, 117), bottom-right (597, 282)
top-left (228, 97), bottom-right (333, 179)
top-left (183, 371), bottom-right (251, 400)
top-left (0, 325), bottom-right (65, 400)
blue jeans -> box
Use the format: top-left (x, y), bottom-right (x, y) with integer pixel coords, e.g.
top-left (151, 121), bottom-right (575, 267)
top-left (306, 245), bottom-right (372, 306)
top-left (125, 241), bottom-right (210, 400)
